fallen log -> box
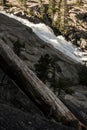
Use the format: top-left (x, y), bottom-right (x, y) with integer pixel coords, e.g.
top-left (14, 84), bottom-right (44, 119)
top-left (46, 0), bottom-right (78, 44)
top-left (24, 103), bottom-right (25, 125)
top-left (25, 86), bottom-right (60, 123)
top-left (0, 40), bottom-right (87, 130)
top-left (61, 98), bottom-right (87, 125)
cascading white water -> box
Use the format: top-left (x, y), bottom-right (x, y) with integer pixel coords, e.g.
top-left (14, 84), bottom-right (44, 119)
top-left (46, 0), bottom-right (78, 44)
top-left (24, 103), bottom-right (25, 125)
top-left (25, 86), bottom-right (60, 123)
top-left (0, 11), bottom-right (87, 64)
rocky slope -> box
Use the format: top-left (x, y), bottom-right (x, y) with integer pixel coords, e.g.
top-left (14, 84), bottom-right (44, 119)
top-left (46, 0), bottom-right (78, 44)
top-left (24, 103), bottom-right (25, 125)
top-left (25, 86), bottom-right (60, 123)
top-left (0, 13), bottom-right (79, 83)
top-left (0, 13), bottom-right (78, 130)
top-left (0, 7), bottom-right (87, 130)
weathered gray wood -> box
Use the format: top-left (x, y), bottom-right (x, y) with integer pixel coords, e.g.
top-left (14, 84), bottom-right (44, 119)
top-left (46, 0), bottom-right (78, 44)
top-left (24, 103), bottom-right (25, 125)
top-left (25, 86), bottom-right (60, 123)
top-left (0, 40), bottom-right (87, 130)
top-left (61, 98), bottom-right (87, 126)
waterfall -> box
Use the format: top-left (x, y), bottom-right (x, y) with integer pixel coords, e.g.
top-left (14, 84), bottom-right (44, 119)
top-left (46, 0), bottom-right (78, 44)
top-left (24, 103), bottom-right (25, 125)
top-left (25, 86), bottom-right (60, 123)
top-left (0, 11), bottom-right (87, 64)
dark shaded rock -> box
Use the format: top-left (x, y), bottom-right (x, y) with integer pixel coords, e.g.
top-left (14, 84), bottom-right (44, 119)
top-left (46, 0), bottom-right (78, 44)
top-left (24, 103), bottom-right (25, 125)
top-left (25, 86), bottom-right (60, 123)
top-left (0, 13), bottom-right (79, 84)
top-left (0, 13), bottom-right (84, 130)
top-left (0, 69), bottom-right (76, 130)
top-left (58, 84), bottom-right (87, 126)
top-left (0, 103), bottom-right (76, 130)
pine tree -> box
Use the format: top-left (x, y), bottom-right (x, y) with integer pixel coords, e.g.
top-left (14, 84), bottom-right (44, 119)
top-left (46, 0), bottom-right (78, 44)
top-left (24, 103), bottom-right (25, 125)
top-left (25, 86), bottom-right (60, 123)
top-left (61, 0), bottom-right (68, 31)
top-left (1, 0), bottom-right (6, 6)
top-left (18, 0), bottom-right (27, 7)
top-left (47, 0), bottom-right (69, 34)
top-left (48, 0), bottom-right (56, 20)
top-left (38, 0), bottom-right (45, 19)
top-left (55, 0), bottom-right (62, 29)
top-left (35, 54), bottom-right (52, 83)
top-left (76, 0), bottom-right (82, 5)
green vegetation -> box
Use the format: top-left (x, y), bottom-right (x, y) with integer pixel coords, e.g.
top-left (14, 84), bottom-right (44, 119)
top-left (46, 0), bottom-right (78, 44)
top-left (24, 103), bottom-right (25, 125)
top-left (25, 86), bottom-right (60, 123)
top-left (27, 8), bottom-right (34, 16)
top-left (13, 39), bottom-right (25, 56)
top-left (38, 0), bottom-right (69, 35)
top-left (1, 0), bottom-right (12, 7)
top-left (58, 77), bottom-right (74, 95)
top-left (0, 0), bottom-right (83, 35)
top-left (6, 2), bottom-right (12, 7)
top-left (38, 0), bottom-right (45, 19)
top-left (0, 0), bottom-right (80, 36)
top-left (18, 0), bottom-right (27, 6)
top-left (1, 0), bottom-right (6, 6)
top-left (76, 0), bottom-right (83, 5)
top-left (35, 54), bottom-right (74, 95)
top-left (35, 54), bottom-right (52, 83)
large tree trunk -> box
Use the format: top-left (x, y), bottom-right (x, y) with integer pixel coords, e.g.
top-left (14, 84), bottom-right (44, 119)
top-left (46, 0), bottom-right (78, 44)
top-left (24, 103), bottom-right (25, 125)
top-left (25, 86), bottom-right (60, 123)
top-left (0, 40), bottom-right (87, 130)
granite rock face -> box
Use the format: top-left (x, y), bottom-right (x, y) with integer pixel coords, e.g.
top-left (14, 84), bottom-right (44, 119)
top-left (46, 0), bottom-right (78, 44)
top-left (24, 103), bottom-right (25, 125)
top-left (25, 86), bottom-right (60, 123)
top-left (0, 13), bottom-right (79, 84)
top-left (0, 13), bottom-right (86, 129)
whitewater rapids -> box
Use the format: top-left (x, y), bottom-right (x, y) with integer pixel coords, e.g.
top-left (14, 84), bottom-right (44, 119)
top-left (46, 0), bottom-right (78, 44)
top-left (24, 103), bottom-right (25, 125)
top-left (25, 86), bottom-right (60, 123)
top-left (0, 11), bottom-right (87, 64)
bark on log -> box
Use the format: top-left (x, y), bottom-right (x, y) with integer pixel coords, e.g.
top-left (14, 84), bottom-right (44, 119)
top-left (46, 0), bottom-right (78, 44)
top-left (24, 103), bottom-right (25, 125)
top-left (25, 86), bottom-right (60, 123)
top-left (0, 40), bottom-right (87, 130)
top-left (61, 98), bottom-right (87, 125)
